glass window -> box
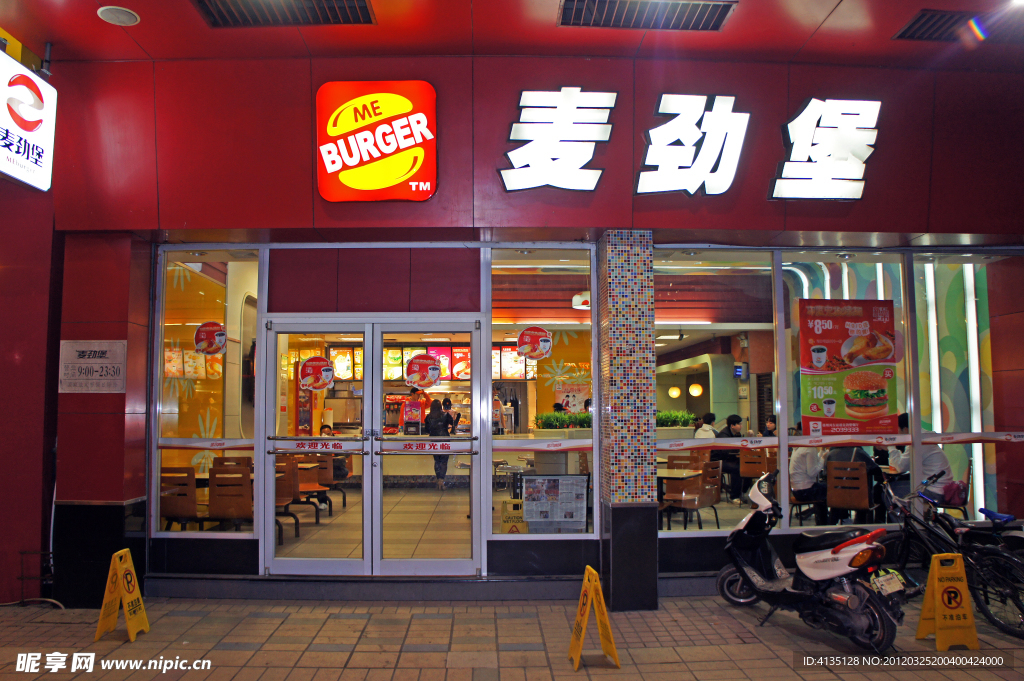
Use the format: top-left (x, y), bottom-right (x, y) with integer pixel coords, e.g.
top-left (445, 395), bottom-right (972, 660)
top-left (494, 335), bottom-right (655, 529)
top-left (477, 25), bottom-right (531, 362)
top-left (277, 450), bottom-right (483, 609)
top-left (490, 249), bottom-right (593, 536)
top-left (654, 250), bottom-right (777, 533)
top-left (156, 250), bottom-right (259, 533)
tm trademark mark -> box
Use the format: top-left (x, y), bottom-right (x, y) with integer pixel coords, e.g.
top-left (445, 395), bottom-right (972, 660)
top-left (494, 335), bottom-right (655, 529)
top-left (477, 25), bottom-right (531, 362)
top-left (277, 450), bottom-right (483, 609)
top-left (408, 181), bottom-right (431, 191)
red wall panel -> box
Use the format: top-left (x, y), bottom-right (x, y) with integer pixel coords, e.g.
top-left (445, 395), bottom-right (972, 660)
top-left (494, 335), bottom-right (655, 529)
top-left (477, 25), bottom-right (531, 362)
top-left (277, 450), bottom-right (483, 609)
top-left (782, 65), bottom-right (935, 237)
top-left (930, 71), bottom-right (1024, 238)
top-left (985, 258), bottom-right (1024, 318)
top-left (51, 61), bottom-right (159, 232)
top-left (267, 249), bottom-right (339, 313)
top-left (473, 57), bottom-right (634, 229)
top-left (155, 60), bottom-right (313, 231)
top-left (990, 313), bottom-right (1024, 374)
top-left (311, 58), bottom-right (474, 229)
top-left (0, 180), bottom-right (54, 600)
top-left (632, 60), bottom-right (787, 235)
top-left (337, 249), bottom-right (411, 313)
top-left (410, 248), bottom-right (480, 312)
top-left (61, 234), bottom-right (132, 323)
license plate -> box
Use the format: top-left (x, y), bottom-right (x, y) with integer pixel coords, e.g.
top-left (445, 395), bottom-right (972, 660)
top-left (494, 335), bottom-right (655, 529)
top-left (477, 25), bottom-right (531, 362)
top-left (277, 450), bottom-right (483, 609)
top-left (871, 572), bottom-right (904, 595)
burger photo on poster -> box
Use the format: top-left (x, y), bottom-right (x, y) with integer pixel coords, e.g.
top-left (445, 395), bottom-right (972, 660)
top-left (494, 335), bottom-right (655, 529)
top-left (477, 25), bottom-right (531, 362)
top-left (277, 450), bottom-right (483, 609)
top-left (843, 370), bottom-right (889, 420)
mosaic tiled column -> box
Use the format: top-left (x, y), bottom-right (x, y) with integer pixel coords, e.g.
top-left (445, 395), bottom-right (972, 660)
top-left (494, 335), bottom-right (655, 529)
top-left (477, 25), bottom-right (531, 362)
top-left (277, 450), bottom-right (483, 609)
top-left (598, 230), bottom-right (658, 611)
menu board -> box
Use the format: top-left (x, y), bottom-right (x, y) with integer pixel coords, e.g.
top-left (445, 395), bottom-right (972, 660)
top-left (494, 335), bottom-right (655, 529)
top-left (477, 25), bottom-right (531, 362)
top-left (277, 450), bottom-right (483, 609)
top-left (354, 347), bottom-right (363, 380)
top-left (427, 347), bottom-right (452, 380)
top-left (526, 358), bottom-right (537, 380)
top-left (183, 350), bottom-right (207, 380)
top-left (383, 347), bottom-right (404, 381)
top-left (164, 348), bottom-right (184, 378)
top-left (522, 475), bottom-right (588, 534)
top-left (331, 347), bottom-right (354, 380)
top-left (501, 346), bottom-right (525, 379)
top-left (799, 299), bottom-right (898, 436)
top-left (206, 353), bottom-right (223, 380)
top-left (452, 347), bottom-right (471, 380)
top-left (491, 347), bottom-right (501, 380)
top-left (402, 347), bottom-right (426, 379)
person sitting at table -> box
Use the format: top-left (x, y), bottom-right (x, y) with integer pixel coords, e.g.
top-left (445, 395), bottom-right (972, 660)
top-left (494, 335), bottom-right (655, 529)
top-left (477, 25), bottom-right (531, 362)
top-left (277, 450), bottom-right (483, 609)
top-left (694, 412), bottom-right (716, 439)
top-left (761, 415), bottom-right (777, 438)
top-left (825, 444), bottom-right (884, 524)
top-left (713, 414), bottom-right (745, 505)
top-left (790, 446), bottom-right (827, 525)
top-left (888, 413), bottom-right (953, 502)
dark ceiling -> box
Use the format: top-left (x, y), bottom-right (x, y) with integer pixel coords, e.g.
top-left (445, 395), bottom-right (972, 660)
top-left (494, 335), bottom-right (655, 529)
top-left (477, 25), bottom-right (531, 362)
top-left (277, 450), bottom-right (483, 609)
top-left (1, 0), bottom-right (1022, 71)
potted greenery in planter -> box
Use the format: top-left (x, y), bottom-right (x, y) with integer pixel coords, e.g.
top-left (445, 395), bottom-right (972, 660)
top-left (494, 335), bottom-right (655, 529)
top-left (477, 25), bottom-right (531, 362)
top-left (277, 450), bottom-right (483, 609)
top-left (655, 409), bottom-right (696, 440)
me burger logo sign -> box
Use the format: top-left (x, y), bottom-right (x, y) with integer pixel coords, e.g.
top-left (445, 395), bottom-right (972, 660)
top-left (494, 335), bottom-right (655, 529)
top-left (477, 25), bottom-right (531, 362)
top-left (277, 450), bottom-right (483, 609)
top-left (0, 52), bottom-right (56, 191)
top-left (316, 80), bottom-right (436, 202)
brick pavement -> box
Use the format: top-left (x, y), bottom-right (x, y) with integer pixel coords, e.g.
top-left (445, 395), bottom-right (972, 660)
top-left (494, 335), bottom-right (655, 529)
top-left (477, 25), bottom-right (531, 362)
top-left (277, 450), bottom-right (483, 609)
top-left (1, 596), bottom-right (1022, 681)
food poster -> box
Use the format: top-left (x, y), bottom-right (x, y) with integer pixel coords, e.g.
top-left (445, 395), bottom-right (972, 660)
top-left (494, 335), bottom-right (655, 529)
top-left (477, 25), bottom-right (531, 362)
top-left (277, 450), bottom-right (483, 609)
top-left (205, 353), bottom-right (223, 380)
top-left (427, 347), bottom-right (452, 379)
top-left (183, 350), bottom-right (207, 380)
top-left (296, 383), bottom-right (313, 436)
top-left (331, 347), bottom-right (354, 380)
top-left (491, 347), bottom-right (501, 380)
top-left (535, 330), bottom-right (592, 416)
top-left (298, 356), bottom-right (334, 392)
top-left (526, 359), bottom-right (537, 380)
top-left (452, 347), bottom-right (471, 380)
top-left (354, 347), bottom-right (363, 380)
top-left (517, 326), bottom-right (553, 359)
top-left (406, 354), bottom-right (441, 388)
top-left (194, 321), bottom-right (227, 355)
top-left (402, 346), bottom-right (426, 378)
top-left (799, 299), bottom-right (898, 435)
top-left (164, 348), bottom-right (184, 378)
top-left (383, 347), bottom-right (404, 381)
top-left (501, 346), bottom-right (525, 379)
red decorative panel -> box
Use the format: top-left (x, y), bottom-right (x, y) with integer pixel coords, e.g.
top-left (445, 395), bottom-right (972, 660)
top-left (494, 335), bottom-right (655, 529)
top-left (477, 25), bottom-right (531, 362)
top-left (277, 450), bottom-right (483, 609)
top-left (473, 57), bottom-right (634, 229)
top-left (267, 249), bottom-right (338, 313)
top-left (410, 249), bottom-right (479, 312)
top-left (632, 60), bottom-right (787, 234)
top-left (990, 313), bottom-right (1024, 374)
top-left (55, 412), bottom-right (127, 502)
top-left (52, 62), bottom-right (159, 232)
top-left (337, 249), bottom-right (411, 312)
top-left (155, 60), bottom-right (313, 231)
top-left (987, 259), bottom-right (1024, 318)
top-left (312, 57), bottom-right (473, 229)
top-left (61, 234), bottom-right (132, 323)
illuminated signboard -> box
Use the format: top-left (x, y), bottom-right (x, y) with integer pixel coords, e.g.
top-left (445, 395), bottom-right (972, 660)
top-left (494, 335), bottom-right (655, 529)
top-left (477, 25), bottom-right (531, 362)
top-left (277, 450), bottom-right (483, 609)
top-left (316, 80), bottom-right (436, 202)
top-left (0, 52), bottom-right (56, 191)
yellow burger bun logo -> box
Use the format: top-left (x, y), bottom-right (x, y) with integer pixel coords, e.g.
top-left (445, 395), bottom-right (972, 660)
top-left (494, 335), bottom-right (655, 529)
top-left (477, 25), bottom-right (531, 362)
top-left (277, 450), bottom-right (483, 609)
top-left (327, 93), bottom-right (413, 137)
top-left (338, 147), bottom-right (424, 191)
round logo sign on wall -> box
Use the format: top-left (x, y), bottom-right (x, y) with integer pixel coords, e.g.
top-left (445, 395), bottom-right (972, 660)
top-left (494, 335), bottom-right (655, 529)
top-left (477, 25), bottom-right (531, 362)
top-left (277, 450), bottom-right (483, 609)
top-left (298, 356), bottom-right (334, 392)
top-left (517, 326), bottom-right (552, 360)
top-left (194, 322), bottom-right (227, 355)
top-left (405, 354), bottom-right (441, 389)
top-left (7, 74), bottom-right (44, 133)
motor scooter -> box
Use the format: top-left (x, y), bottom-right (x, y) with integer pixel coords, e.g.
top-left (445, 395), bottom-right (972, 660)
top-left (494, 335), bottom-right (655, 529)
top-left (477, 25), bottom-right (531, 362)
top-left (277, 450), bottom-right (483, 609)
top-left (717, 470), bottom-right (906, 651)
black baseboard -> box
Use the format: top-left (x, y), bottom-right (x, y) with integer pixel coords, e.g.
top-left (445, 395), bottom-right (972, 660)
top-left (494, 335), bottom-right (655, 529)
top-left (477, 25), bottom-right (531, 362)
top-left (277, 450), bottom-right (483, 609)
top-left (487, 539), bottom-right (599, 576)
top-left (149, 538), bottom-right (259, 575)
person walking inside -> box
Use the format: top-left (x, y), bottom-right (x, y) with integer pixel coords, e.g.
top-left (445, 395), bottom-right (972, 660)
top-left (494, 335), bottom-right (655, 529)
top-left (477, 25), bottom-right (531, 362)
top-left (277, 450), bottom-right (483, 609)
top-left (425, 399), bottom-right (454, 490)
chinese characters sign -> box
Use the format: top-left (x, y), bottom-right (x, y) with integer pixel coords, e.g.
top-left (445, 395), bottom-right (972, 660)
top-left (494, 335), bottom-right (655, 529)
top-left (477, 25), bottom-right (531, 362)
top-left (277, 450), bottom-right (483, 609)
top-left (316, 80), bottom-right (436, 202)
top-left (1, 52), bottom-right (56, 191)
top-left (59, 341), bottom-right (126, 393)
top-left (799, 300), bottom-right (897, 436)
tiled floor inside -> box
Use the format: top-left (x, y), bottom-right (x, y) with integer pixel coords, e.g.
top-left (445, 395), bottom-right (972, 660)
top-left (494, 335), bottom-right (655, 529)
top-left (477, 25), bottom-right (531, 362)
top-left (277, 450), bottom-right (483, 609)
top-left (278, 488), bottom-right (472, 561)
top-left (2, 594), bottom-right (1023, 680)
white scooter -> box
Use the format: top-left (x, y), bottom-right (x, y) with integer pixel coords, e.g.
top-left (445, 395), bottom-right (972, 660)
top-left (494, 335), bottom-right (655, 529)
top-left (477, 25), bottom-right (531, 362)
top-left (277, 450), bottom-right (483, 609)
top-left (716, 470), bottom-right (905, 651)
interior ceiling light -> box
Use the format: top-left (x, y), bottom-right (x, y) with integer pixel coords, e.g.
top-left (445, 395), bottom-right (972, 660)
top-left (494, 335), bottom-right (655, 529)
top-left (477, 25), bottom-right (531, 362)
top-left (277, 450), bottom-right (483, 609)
top-left (689, 384), bottom-right (703, 397)
top-left (656, 334), bottom-right (678, 340)
top-left (425, 337), bottom-right (451, 342)
top-left (684, 251), bottom-right (700, 256)
top-left (668, 386), bottom-right (681, 398)
top-left (98, 6), bottom-right (141, 26)
top-left (187, 251), bottom-right (207, 257)
top-left (838, 253), bottom-right (854, 260)
top-left (572, 291), bottom-right (591, 310)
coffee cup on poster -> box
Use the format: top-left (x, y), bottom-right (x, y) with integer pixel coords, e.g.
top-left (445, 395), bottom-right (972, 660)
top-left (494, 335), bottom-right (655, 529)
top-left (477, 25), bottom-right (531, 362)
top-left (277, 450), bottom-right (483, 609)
top-left (214, 331), bottom-right (227, 349)
top-left (427, 364), bottom-right (441, 382)
top-left (822, 398), bottom-right (836, 417)
top-left (811, 345), bottom-right (827, 368)
top-left (320, 367), bottom-right (333, 387)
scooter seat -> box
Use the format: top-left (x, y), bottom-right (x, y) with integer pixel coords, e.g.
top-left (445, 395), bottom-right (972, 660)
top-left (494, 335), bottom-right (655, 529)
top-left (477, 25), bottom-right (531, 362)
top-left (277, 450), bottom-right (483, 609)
top-left (792, 528), bottom-right (869, 554)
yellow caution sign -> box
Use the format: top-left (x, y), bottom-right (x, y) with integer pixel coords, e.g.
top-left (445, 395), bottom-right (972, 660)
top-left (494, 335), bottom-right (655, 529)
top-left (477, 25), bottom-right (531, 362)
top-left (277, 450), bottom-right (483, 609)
top-left (916, 553), bottom-right (979, 651)
top-left (500, 500), bottom-right (529, 534)
top-left (95, 549), bottom-right (150, 642)
top-left (568, 566), bottom-right (620, 671)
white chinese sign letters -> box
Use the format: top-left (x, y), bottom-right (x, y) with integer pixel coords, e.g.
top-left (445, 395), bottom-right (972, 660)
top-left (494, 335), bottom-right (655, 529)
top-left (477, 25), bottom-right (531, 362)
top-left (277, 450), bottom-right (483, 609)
top-left (0, 52), bottom-right (57, 191)
top-left (637, 94), bottom-right (749, 195)
top-left (500, 87), bottom-right (617, 191)
top-left (772, 98), bottom-right (881, 200)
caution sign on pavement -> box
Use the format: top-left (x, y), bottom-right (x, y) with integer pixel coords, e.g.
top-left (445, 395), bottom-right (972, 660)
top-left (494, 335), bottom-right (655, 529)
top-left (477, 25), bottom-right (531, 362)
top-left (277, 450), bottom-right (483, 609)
top-left (95, 549), bottom-right (150, 642)
top-left (568, 566), bottom-right (620, 671)
top-left (915, 553), bottom-right (979, 651)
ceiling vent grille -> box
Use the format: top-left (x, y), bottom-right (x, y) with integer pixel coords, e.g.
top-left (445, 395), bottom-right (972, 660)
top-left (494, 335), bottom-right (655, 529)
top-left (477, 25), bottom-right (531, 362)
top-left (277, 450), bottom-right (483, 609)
top-left (192, 0), bottom-right (374, 27)
top-left (894, 8), bottom-right (1024, 43)
top-left (558, 1), bottom-right (737, 31)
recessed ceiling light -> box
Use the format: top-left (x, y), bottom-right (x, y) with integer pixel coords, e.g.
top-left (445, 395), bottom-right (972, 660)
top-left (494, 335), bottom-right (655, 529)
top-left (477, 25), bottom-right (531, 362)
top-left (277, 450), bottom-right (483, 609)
top-left (656, 335), bottom-right (678, 340)
top-left (655, 343), bottom-right (666, 347)
top-left (98, 6), bottom-right (140, 26)
top-left (559, 259), bottom-right (569, 262)
top-left (425, 337), bottom-right (451, 342)
top-left (838, 253), bottom-right (854, 260)
top-left (187, 251), bottom-right (207, 257)
top-left (684, 251), bottom-right (699, 256)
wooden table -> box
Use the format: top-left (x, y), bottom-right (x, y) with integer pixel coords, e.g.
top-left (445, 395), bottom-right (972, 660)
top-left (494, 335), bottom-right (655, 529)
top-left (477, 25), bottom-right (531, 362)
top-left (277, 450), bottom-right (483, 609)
top-left (655, 469), bottom-right (701, 502)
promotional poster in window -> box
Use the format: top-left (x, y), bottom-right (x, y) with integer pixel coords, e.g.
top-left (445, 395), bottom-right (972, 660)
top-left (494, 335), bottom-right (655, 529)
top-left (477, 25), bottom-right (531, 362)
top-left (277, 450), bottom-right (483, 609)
top-left (799, 299), bottom-right (898, 436)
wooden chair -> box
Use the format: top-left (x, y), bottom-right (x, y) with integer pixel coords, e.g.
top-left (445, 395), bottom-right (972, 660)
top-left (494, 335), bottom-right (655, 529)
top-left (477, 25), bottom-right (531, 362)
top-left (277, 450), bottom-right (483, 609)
top-left (327, 454), bottom-right (349, 507)
top-left (667, 452), bottom-right (709, 469)
top-left (160, 467), bottom-right (205, 531)
top-left (275, 460), bottom-right (300, 544)
top-left (312, 454), bottom-right (345, 511)
top-left (664, 461), bottom-right (722, 530)
top-left (206, 468), bottom-right (253, 531)
top-left (739, 450), bottom-right (768, 478)
top-left (492, 459), bottom-right (510, 491)
top-left (298, 455), bottom-right (332, 517)
top-left (940, 461), bottom-right (972, 520)
top-left (214, 455), bottom-right (253, 470)
top-left (826, 461), bottom-right (877, 524)
top-left (284, 455), bottom-right (321, 523)
top-left (789, 492), bottom-right (816, 527)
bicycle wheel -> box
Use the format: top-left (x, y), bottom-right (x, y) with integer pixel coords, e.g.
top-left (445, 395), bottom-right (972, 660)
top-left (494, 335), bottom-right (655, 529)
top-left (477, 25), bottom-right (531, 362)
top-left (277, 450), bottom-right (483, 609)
top-left (879, 531), bottom-right (931, 589)
top-left (967, 550), bottom-right (1024, 639)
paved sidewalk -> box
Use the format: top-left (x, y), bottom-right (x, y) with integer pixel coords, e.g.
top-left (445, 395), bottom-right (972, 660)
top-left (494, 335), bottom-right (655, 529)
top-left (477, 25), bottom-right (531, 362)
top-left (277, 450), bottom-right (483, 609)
top-left (1, 595), bottom-right (1022, 681)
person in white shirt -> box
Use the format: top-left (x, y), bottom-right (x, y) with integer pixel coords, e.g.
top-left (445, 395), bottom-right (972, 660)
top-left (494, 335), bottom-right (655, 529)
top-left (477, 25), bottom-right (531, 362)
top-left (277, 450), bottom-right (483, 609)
top-left (694, 412), bottom-right (717, 439)
top-left (888, 413), bottom-right (953, 501)
top-left (790, 446), bottom-right (827, 524)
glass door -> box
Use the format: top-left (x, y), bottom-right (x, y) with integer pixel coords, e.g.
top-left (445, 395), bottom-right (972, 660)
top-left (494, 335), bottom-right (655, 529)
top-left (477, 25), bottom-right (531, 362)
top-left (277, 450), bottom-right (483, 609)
top-left (370, 324), bottom-right (481, 576)
top-left (262, 324), bottom-right (372, 576)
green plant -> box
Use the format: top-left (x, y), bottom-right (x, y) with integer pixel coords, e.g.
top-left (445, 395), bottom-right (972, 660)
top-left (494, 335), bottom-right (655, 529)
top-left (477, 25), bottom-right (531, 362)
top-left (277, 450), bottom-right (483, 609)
top-left (655, 410), bottom-right (696, 428)
top-left (567, 412), bottom-right (592, 428)
top-left (535, 412), bottom-right (570, 429)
